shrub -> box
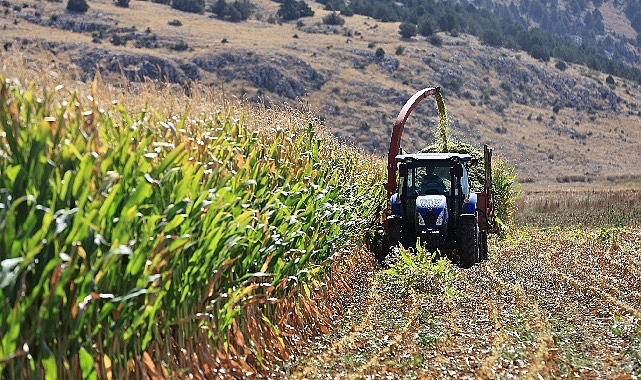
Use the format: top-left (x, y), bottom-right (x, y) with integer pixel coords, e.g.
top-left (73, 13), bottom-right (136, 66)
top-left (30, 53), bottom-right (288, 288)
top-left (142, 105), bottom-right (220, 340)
top-left (395, 45), bottom-right (404, 55)
top-left (322, 11), bottom-right (344, 25)
top-left (171, 0), bottom-right (205, 13)
top-left (399, 21), bottom-right (417, 38)
top-left (110, 34), bottom-right (126, 46)
top-left (277, 0), bottom-right (313, 21)
top-left (66, 0), bottom-right (89, 12)
top-left (168, 19), bottom-right (183, 26)
top-left (428, 34), bottom-right (442, 46)
top-left (170, 39), bottom-right (189, 51)
top-left (375, 47), bottom-right (385, 58)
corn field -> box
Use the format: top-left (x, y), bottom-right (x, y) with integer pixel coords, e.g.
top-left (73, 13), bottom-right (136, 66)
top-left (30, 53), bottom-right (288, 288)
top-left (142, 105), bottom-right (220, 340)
top-left (2, 63), bottom-right (640, 380)
top-left (0, 74), bottom-right (385, 378)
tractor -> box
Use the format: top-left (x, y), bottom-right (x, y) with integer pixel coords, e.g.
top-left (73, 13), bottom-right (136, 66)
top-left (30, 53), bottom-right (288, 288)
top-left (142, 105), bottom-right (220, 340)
top-left (379, 87), bottom-right (495, 268)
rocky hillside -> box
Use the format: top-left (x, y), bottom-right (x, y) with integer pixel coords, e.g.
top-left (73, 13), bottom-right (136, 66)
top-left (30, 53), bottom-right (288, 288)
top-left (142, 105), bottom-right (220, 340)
top-left (1, 0), bottom-right (640, 184)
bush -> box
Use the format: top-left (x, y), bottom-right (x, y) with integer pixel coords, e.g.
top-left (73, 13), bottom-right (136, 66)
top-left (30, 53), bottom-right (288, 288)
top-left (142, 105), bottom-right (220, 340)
top-left (115, 0), bottom-right (130, 7)
top-left (375, 47), bottom-right (385, 57)
top-left (66, 0), bottom-right (89, 12)
top-left (395, 45), bottom-right (405, 55)
top-left (428, 34), bottom-right (442, 46)
top-left (170, 39), bottom-right (189, 51)
top-left (322, 11), bottom-right (344, 25)
top-left (168, 19), bottom-right (183, 26)
top-left (172, 0), bottom-right (205, 13)
top-left (277, 0), bottom-right (313, 20)
top-left (110, 34), bottom-right (126, 46)
top-left (399, 21), bottom-right (417, 38)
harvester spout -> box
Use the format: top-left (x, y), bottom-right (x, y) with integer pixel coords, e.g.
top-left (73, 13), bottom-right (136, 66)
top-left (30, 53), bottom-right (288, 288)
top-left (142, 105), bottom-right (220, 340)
top-left (386, 86), bottom-right (441, 198)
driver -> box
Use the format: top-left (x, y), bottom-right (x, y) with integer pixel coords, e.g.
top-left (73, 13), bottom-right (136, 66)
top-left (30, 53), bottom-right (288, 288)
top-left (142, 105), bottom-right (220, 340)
top-left (421, 167), bottom-right (446, 194)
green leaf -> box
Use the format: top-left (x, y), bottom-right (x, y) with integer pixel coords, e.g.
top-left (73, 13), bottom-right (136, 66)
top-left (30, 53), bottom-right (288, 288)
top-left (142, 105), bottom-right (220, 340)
top-left (42, 353), bottom-right (57, 380)
top-left (0, 308), bottom-right (21, 361)
top-left (78, 346), bottom-right (97, 380)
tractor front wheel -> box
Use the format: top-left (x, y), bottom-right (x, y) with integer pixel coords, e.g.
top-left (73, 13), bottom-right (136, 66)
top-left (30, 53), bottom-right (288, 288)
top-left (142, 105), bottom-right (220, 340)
top-left (458, 214), bottom-right (479, 269)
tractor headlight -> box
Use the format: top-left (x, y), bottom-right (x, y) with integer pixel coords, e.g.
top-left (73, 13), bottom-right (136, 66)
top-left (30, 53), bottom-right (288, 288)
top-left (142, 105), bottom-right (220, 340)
top-left (417, 212), bottom-right (425, 226)
top-left (435, 210), bottom-right (445, 226)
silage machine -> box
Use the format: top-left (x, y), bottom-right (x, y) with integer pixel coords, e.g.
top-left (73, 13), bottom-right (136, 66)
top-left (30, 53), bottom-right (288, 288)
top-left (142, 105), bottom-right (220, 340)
top-left (379, 87), bottom-right (495, 268)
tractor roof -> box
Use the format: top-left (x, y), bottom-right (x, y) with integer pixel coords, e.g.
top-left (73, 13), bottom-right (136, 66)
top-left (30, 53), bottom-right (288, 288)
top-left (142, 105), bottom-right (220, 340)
top-left (395, 153), bottom-right (473, 163)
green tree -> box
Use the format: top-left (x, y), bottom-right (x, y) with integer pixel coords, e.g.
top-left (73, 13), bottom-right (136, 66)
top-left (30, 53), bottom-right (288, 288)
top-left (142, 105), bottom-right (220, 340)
top-left (172, 0), bottom-right (205, 13)
top-left (211, 0), bottom-right (227, 16)
top-left (399, 21), bottom-right (417, 38)
top-left (277, 0), bottom-right (314, 21)
top-left (67, 0), bottom-right (89, 12)
top-left (417, 15), bottom-right (435, 36)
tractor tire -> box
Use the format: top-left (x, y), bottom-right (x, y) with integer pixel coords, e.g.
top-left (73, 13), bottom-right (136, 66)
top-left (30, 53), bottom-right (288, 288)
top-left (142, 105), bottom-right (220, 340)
top-left (379, 218), bottom-right (402, 265)
top-left (479, 231), bottom-right (489, 261)
top-left (458, 214), bottom-right (479, 269)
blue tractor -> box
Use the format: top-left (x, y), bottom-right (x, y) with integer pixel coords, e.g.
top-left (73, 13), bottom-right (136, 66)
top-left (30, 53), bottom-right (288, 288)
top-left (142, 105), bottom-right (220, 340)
top-left (380, 87), bottom-right (495, 268)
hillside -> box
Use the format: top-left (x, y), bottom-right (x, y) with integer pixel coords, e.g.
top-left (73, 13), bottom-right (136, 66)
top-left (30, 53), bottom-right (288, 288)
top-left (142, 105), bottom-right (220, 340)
top-left (1, 0), bottom-right (640, 184)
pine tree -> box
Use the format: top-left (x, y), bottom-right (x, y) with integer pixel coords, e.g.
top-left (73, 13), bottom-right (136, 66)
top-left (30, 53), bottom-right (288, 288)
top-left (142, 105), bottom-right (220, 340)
top-left (172, 0), bottom-right (205, 13)
top-left (67, 0), bottom-right (89, 12)
top-left (398, 22), bottom-right (417, 39)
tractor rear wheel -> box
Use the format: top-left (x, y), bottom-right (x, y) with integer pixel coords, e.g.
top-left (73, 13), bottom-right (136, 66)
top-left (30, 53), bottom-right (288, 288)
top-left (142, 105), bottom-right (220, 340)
top-left (458, 214), bottom-right (479, 269)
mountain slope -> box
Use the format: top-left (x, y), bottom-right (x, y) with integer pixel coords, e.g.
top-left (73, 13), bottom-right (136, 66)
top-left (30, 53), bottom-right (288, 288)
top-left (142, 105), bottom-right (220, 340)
top-left (1, 0), bottom-right (640, 183)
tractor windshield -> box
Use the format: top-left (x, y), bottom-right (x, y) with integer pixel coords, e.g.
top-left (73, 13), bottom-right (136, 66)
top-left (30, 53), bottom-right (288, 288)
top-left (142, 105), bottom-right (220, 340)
top-left (406, 164), bottom-right (451, 196)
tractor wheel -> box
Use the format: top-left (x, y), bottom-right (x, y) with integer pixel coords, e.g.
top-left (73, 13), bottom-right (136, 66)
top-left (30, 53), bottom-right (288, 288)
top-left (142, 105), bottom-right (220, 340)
top-left (379, 218), bottom-right (402, 265)
top-left (479, 231), bottom-right (489, 261)
top-left (458, 214), bottom-right (479, 269)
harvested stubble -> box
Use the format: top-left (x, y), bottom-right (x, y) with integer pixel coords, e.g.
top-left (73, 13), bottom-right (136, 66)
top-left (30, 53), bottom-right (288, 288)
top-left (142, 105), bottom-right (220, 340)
top-left (287, 226), bottom-right (641, 378)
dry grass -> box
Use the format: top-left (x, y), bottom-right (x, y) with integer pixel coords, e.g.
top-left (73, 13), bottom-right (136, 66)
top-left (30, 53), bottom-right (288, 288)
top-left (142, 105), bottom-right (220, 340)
top-left (515, 186), bottom-right (641, 227)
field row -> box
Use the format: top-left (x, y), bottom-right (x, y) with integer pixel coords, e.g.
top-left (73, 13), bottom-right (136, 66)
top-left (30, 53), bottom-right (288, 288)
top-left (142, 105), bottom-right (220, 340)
top-left (288, 226), bottom-right (641, 378)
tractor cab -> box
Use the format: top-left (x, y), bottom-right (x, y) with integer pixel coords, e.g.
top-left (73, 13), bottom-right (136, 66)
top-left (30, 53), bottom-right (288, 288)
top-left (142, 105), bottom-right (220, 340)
top-left (389, 153), bottom-right (477, 252)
